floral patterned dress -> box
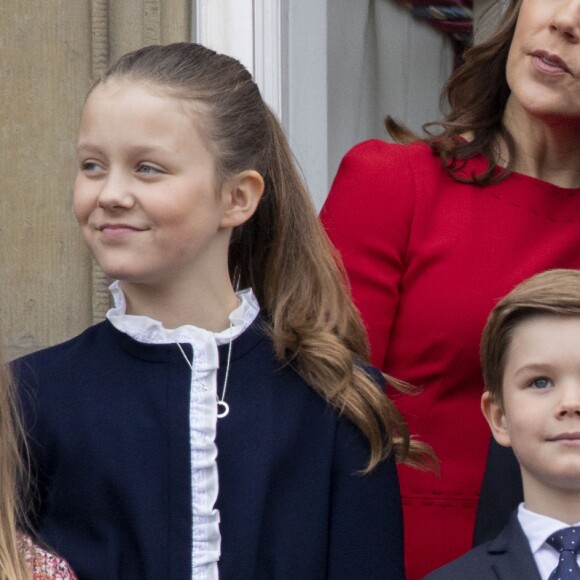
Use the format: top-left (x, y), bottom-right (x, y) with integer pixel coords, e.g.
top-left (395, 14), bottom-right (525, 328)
top-left (19, 534), bottom-right (76, 580)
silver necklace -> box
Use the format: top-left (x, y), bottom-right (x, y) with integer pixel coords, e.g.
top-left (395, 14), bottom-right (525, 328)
top-left (176, 322), bottom-right (234, 419)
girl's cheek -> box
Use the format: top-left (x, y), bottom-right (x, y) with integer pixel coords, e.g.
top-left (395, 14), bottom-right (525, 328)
top-left (72, 196), bottom-right (89, 223)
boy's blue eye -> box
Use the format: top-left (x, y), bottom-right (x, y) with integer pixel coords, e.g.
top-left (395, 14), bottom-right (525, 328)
top-left (137, 164), bottom-right (161, 174)
top-left (531, 377), bottom-right (552, 389)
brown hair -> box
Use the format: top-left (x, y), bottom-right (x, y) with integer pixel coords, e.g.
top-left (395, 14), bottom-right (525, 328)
top-left (99, 42), bottom-right (434, 471)
top-left (0, 350), bottom-right (30, 579)
top-left (386, 0), bottom-right (522, 185)
top-left (481, 269), bottom-right (580, 406)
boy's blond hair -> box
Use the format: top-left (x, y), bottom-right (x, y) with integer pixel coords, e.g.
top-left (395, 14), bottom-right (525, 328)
top-left (481, 269), bottom-right (580, 406)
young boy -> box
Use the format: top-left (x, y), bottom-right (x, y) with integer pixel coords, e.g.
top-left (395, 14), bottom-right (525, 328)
top-left (426, 269), bottom-right (580, 580)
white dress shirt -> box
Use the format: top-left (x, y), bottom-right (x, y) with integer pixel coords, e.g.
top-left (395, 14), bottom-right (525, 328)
top-left (518, 503), bottom-right (580, 580)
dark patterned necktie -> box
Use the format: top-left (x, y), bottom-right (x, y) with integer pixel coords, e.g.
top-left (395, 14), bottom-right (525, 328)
top-left (547, 527), bottom-right (580, 580)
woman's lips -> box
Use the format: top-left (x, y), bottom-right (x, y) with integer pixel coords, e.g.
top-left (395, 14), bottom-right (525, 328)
top-left (532, 51), bottom-right (571, 75)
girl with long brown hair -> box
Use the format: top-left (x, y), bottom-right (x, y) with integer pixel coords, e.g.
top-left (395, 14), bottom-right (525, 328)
top-left (13, 42), bottom-right (429, 580)
top-left (321, 0), bottom-right (580, 577)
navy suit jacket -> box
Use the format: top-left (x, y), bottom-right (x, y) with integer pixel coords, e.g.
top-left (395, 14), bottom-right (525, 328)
top-left (425, 512), bottom-right (541, 580)
top-left (474, 439), bottom-right (523, 545)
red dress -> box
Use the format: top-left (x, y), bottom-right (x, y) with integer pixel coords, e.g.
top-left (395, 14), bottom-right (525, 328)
top-left (321, 139), bottom-right (580, 579)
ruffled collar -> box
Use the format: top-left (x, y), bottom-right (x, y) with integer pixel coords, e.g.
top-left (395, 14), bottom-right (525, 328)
top-left (106, 280), bottom-right (260, 346)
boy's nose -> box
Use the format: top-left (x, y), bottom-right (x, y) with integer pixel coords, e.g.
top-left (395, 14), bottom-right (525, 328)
top-left (557, 382), bottom-right (580, 416)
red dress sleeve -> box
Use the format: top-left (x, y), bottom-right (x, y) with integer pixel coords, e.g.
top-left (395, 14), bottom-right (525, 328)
top-left (321, 140), bottom-right (417, 369)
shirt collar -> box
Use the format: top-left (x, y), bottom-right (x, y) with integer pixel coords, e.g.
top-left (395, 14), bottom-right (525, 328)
top-left (518, 503), bottom-right (580, 554)
top-left (106, 280), bottom-right (260, 346)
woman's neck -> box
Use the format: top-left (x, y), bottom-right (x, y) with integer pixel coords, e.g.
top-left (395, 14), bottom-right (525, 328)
top-left (501, 97), bottom-right (580, 188)
top-left (120, 278), bottom-right (240, 332)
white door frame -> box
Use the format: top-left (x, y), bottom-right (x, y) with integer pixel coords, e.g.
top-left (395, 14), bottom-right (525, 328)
top-left (194, 0), bottom-right (329, 209)
top-left (195, 0), bottom-right (283, 120)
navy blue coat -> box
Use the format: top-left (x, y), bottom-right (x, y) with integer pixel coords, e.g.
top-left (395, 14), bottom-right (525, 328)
top-left (14, 316), bottom-right (404, 580)
top-left (425, 511), bottom-right (541, 580)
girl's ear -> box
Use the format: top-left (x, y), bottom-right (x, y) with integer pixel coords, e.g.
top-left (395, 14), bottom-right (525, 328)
top-left (481, 391), bottom-right (512, 448)
top-left (220, 170), bottom-right (265, 229)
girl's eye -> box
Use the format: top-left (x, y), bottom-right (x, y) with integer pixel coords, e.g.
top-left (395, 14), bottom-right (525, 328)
top-left (530, 377), bottom-right (552, 389)
top-left (81, 160), bottom-right (104, 173)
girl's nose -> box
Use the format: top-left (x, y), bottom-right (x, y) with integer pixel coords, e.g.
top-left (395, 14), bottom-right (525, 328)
top-left (97, 172), bottom-right (135, 210)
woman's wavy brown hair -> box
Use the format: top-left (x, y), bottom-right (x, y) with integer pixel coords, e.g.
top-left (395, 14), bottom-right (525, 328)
top-left (0, 350), bottom-right (30, 579)
top-left (386, 0), bottom-right (523, 185)
top-left (100, 42), bottom-right (434, 472)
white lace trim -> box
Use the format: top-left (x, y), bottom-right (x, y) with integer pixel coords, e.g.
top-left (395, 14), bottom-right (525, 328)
top-left (106, 281), bottom-right (260, 579)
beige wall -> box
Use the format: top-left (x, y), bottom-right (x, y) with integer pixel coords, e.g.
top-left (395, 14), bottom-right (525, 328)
top-left (0, 1), bottom-right (190, 360)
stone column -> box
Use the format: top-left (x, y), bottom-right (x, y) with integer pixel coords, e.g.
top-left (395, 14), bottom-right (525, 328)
top-left (0, 0), bottom-right (191, 358)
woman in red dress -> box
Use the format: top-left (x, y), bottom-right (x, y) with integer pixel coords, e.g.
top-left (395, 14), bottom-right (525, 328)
top-left (321, 1), bottom-right (580, 577)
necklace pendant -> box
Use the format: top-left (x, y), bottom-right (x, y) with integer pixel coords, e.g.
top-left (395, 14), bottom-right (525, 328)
top-left (217, 400), bottom-right (230, 419)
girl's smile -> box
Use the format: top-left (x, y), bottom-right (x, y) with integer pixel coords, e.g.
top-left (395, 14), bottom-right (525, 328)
top-left (97, 223), bottom-right (149, 240)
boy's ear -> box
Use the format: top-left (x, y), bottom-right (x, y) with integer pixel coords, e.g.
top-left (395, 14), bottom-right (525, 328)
top-left (220, 170), bottom-right (265, 229)
top-left (481, 391), bottom-right (512, 448)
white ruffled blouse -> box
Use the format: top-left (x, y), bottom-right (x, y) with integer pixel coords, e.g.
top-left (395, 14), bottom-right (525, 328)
top-left (106, 280), bottom-right (260, 580)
